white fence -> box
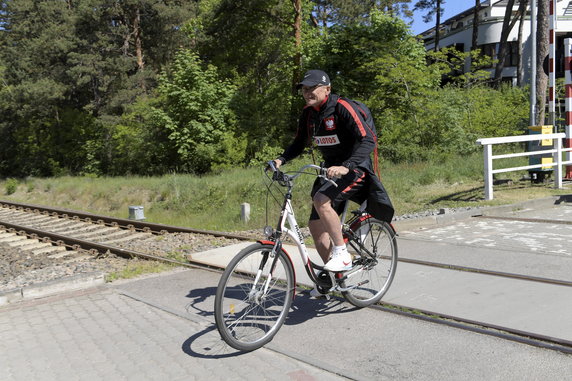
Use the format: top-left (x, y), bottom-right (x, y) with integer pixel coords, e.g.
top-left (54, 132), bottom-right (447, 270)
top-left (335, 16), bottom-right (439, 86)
top-left (476, 133), bottom-right (572, 200)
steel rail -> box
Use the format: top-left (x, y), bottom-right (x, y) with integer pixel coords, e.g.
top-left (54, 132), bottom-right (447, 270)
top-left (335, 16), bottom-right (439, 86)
top-left (0, 220), bottom-right (211, 269)
top-left (397, 257), bottom-right (572, 288)
top-left (3, 200), bottom-right (571, 288)
top-left (0, 200), bottom-right (251, 240)
top-left (475, 215), bottom-right (572, 226)
top-left (372, 302), bottom-right (572, 355)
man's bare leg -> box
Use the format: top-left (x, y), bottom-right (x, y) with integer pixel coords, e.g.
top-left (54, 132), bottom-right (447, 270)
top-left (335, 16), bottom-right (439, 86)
top-left (309, 193), bottom-right (345, 261)
top-left (313, 193), bottom-right (344, 243)
top-left (308, 219), bottom-right (331, 263)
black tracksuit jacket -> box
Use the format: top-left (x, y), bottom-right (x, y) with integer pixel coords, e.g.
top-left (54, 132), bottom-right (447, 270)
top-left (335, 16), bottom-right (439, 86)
top-left (279, 93), bottom-right (395, 222)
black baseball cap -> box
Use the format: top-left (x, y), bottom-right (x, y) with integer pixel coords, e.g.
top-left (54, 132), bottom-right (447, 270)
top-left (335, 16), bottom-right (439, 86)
top-left (296, 70), bottom-right (331, 89)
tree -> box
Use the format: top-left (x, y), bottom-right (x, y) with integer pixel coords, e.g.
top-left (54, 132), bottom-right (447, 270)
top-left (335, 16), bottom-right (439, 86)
top-left (414, 0), bottom-right (445, 51)
top-left (198, 0), bottom-right (316, 160)
top-left (0, 0), bottom-right (197, 176)
top-left (536, 0), bottom-right (549, 124)
top-left (150, 50), bottom-right (244, 173)
top-left (470, 0), bottom-right (481, 67)
top-left (0, 0), bottom-right (83, 176)
top-left (516, 0), bottom-right (528, 86)
top-left (493, 0), bottom-right (527, 86)
top-left (311, 11), bottom-right (441, 160)
top-left (312, 0), bottom-right (412, 27)
top-left (378, 0), bottom-right (413, 18)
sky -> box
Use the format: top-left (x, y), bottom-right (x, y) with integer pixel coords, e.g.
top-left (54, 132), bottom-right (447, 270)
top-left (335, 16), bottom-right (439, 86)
top-left (409, 0), bottom-right (479, 35)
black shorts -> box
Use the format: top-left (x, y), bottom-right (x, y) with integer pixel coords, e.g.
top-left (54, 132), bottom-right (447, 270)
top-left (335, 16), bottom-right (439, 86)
top-left (309, 168), bottom-right (367, 220)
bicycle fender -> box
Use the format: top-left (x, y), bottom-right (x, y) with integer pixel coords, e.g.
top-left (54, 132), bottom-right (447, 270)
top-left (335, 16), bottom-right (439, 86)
top-left (348, 214), bottom-right (371, 232)
top-left (349, 215), bottom-right (398, 236)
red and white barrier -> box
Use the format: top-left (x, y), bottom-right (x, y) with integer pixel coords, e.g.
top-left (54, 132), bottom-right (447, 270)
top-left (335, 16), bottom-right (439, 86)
top-left (565, 38), bottom-right (572, 178)
top-left (549, 0), bottom-right (556, 125)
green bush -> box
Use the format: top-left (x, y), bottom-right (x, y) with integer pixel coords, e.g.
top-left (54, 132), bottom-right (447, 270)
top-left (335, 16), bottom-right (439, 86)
top-left (5, 178), bottom-right (18, 195)
top-left (378, 84), bottom-right (529, 163)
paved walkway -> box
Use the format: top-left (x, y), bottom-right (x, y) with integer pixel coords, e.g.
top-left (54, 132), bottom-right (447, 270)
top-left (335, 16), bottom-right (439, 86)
top-left (190, 197), bottom-right (572, 344)
top-left (0, 283), bottom-right (346, 381)
top-left (2, 265), bottom-right (572, 380)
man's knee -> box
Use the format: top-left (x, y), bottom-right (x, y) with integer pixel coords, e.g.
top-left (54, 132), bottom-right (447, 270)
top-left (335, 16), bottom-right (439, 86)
top-left (312, 192), bottom-right (331, 210)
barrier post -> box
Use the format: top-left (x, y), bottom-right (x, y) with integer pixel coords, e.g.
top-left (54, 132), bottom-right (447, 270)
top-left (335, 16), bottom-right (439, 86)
top-left (549, 0), bottom-right (556, 126)
top-left (555, 138), bottom-right (563, 188)
top-left (565, 38), bottom-right (572, 178)
top-left (484, 144), bottom-right (493, 201)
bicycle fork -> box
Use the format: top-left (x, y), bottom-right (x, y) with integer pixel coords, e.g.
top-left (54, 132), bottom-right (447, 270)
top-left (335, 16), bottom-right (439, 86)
top-left (249, 243), bottom-right (283, 304)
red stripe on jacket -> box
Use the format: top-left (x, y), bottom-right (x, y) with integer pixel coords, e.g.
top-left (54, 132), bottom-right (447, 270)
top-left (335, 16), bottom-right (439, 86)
top-left (337, 99), bottom-right (367, 137)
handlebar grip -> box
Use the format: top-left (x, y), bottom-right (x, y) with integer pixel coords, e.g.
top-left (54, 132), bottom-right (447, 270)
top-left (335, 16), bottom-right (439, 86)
top-left (266, 160), bottom-right (278, 173)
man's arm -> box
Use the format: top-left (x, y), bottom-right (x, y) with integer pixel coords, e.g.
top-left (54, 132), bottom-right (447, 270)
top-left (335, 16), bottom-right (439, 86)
top-left (336, 99), bottom-right (376, 170)
top-left (277, 109), bottom-right (310, 165)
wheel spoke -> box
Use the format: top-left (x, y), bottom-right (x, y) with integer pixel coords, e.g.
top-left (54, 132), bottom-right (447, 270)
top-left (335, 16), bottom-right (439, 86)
top-left (342, 219), bottom-right (398, 308)
top-left (214, 243), bottom-right (294, 351)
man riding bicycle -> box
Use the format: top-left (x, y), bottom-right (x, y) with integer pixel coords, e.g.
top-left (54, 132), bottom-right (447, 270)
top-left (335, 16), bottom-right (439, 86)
top-left (272, 69), bottom-right (394, 280)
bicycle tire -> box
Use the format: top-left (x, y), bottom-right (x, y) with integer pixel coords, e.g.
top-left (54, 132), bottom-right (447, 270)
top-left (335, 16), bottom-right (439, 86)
top-left (214, 242), bottom-right (295, 351)
top-left (342, 218), bottom-right (398, 308)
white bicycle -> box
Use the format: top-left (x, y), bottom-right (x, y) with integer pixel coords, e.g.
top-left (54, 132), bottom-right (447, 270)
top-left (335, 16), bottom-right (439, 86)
top-left (214, 163), bottom-right (398, 351)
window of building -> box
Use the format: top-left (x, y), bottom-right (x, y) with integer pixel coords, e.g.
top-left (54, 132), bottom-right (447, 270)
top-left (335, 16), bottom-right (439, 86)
top-left (476, 42), bottom-right (518, 68)
top-left (478, 43), bottom-right (496, 68)
top-left (505, 41), bottom-right (518, 67)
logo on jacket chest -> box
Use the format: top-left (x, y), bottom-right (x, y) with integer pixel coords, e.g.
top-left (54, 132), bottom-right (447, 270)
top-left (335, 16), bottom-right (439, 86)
top-left (314, 135), bottom-right (340, 146)
top-left (324, 117), bottom-right (336, 131)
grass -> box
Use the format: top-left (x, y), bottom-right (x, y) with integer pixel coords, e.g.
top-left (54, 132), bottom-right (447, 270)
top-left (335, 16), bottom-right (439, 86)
top-left (1, 153), bottom-right (570, 232)
top-left (105, 260), bottom-right (176, 282)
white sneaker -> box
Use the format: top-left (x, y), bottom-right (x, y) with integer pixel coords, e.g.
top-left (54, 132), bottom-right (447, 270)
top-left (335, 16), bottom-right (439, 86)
top-left (323, 250), bottom-right (352, 272)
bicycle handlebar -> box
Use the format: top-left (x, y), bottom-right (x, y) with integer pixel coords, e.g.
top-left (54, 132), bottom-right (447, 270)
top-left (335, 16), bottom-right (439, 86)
top-left (266, 161), bottom-right (338, 187)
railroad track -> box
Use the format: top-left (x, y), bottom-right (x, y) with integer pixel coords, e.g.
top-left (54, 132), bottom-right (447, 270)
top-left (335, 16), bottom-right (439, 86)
top-left (2, 199), bottom-right (570, 287)
top-left (0, 200), bottom-right (252, 264)
top-left (0, 200), bottom-right (255, 295)
top-left (2, 200), bottom-right (572, 355)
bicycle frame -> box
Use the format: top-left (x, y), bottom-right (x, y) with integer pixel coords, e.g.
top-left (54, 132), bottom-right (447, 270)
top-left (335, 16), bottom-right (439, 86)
top-left (263, 163), bottom-right (376, 291)
top-left (214, 164), bottom-right (399, 351)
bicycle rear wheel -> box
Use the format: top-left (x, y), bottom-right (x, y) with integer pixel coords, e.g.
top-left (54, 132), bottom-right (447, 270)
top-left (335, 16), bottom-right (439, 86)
top-left (214, 242), bottom-right (295, 351)
top-left (342, 218), bottom-right (397, 308)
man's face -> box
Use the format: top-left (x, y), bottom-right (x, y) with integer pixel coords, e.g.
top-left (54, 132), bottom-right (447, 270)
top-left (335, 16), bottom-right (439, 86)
top-left (301, 85), bottom-right (331, 108)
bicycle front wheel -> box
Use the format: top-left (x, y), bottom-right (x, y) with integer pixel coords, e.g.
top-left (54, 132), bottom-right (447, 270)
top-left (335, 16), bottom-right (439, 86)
top-left (214, 242), bottom-right (295, 351)
top-left (342, 218), bottom-right (398, 308)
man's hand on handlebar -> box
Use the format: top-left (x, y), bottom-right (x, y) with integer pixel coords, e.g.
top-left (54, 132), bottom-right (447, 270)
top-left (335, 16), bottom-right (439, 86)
top-left (266, 159), bottom-right (283, 173)
top-left (264, 162), bottom-right (339, 188)
top-left (326, 165), bottom-right (349, 179)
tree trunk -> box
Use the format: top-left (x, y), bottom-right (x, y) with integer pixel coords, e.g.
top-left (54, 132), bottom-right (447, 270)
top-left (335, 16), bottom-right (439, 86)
top-left (470, 0), bottom-right (481, 70)
top-left (536, 0), bottom-right (549, 125)
top-left (289, 0), bottom-right (303, 130)
top-left (134, 7), bottom-right (144, 72)
top-left (292, 0), bottom-right (302, 97)
top-left (434, 0), bottom-right (441, 51)
top-left (494, 0), bottom-right (527, 86)
top-left (471, 0), bottom-right (480, 51)
top-left (493, 0), bottom-right (515, 85)
top-left (517, 0), bottom-right (528, 86)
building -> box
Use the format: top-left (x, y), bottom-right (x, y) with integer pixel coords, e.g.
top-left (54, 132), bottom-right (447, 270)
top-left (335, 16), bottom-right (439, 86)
top-left (418, 0), bottom-right (572, 85)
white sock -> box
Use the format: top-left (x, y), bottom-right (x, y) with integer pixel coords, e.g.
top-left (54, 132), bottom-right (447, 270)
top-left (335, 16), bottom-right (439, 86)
top-left (332, 245), bottom-right (347, 256)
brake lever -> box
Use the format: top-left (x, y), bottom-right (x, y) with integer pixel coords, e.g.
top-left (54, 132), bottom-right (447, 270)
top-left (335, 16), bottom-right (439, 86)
top-left (266, 160), bottom-right (277, 173)
top-left (318, 166), bottom-right (338, 187)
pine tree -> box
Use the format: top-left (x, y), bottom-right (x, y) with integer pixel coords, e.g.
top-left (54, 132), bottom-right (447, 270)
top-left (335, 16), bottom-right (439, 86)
top-left (414, 0), bottom-right (445, 50)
